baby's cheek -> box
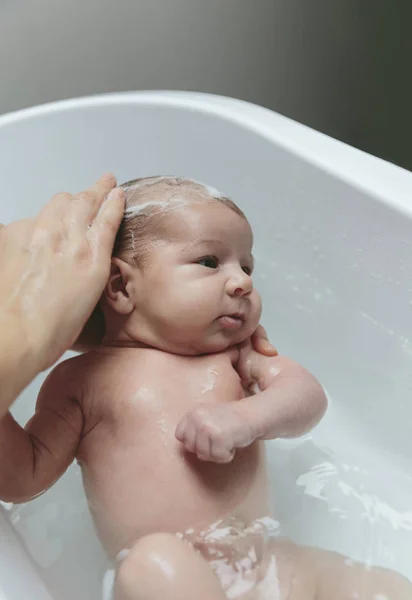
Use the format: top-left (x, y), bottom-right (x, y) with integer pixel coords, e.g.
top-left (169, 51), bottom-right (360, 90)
top-left (251, 291), bottom-right (262, 324)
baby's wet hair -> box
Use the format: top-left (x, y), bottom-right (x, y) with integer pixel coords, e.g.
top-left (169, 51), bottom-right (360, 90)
top-left (113, 176), bottom-right (246, 266)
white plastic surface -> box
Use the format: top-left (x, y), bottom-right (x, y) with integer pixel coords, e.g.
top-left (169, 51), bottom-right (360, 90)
top-left (0, 91), bottom-right (412, 599)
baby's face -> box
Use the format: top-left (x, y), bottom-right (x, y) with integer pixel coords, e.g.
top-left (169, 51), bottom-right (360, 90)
top-left (116, 201), bottom-right (261, 355)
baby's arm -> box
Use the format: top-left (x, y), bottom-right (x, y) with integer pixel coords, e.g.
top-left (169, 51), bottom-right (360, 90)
top-left (0, 363), bottom-right (83, 502)
top-left (176, 342), bottom-right (327, 463)
top-left (235, 341), bottom-right (327, 439)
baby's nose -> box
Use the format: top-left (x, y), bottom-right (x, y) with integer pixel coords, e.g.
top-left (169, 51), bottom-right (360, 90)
top-left (227, 270), bottom-right (253, 297)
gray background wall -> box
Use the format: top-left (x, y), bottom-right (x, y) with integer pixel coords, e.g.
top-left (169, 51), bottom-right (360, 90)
top-left (0, 0), bottom-right (410, 170)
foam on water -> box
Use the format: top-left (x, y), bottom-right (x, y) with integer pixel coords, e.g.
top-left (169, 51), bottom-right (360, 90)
top-left (296, 460), bottom-right (412, 530)
top-left (267, 430), bottom-right (412, 579)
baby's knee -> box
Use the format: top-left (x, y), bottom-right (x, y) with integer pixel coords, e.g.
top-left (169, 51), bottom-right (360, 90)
top-left (307, 546), bottom-right (412, 600)
top-left (115, 532), bottom-right (225, 600)
top-left (117, 533), bottom-right (181, 589)
top-left (369, 567), bottom-right (412, 600)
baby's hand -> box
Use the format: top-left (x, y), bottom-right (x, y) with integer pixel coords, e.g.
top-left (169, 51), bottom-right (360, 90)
top-left (175, 403), bottom-right (256, 464)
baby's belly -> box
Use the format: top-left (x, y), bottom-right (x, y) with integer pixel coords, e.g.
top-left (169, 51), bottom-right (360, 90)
top-left (78, 350), bottom-right (270, 558)
top-left (80, 434), bottom-right (270, 558)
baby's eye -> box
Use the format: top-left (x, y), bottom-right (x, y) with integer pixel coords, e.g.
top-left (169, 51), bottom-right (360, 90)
top-left (197, 256), bottom-right (219, 269)
top-left (242, 266), bottom-right (252, 276)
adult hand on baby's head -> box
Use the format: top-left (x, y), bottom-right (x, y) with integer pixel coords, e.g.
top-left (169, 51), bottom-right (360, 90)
top-left (0, 174), bottom-right (125, 373)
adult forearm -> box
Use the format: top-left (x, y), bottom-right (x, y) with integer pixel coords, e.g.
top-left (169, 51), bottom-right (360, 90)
top-left (0, 315), bottom-right (39, 417)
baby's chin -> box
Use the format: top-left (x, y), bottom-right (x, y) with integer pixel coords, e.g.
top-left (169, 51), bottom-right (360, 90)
top-left (178, 329), bottom-right (254, 356)
top-left (125, 323), bottom-right (258, 356)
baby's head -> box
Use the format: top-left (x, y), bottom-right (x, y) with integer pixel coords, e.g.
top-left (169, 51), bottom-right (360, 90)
top-left (102, 176), bottom-right (262, 355)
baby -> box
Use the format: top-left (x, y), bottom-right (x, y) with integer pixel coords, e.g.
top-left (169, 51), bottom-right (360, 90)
top-left (0, 177), bottom-right (410, 600)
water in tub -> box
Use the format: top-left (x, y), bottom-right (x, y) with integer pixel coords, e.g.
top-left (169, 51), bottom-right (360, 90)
top-left (3, 256), bottom-right (412, 600)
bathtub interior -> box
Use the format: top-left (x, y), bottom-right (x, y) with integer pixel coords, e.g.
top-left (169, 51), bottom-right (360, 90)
top-left (0, 94), bottom-right (412, 599)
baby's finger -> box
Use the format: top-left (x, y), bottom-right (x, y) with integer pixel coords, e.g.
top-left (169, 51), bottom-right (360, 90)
top-left (89, 187), bottom-right (125, 256)
top-left (175, 415), bottom-right (187, 442)
top-left (175, 417), bottom-right (196, 452)
top-left (255, 324), bottom-right (268, 340)
top-left (196, 454), bottom-right (212, 462)
top-left (212, 448), bottom-right (235, 464)
top-left (251, 325), bottom-right (278, 357)
top-left (181, 421), bottom-right (197, 453)
top-left (252, 336), bottom-right (277, 356)
top-left (72, 173), bottom-right (117, 225)
top-left (194, 429), bottom-right (211, 460)
top-left (210, 437), bottom-right (235, 463)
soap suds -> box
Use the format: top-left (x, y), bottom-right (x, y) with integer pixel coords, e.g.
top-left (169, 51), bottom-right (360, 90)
top-left (124, 197), bottom-right (190, 218)
top-left (129, 386), bottom-right (150, 404)
top-left (201, 366), bottom-right (219, 394)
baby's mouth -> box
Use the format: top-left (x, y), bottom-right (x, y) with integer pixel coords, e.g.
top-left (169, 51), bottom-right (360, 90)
top-left (218, 313), bottom-right (245, 329)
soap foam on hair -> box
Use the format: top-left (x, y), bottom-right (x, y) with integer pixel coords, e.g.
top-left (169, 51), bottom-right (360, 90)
top-left (124, 197), bottom-right (190, 218)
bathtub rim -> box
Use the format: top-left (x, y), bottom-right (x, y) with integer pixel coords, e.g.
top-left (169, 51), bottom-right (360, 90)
top-left (0, 90), bottom-right (410, 218)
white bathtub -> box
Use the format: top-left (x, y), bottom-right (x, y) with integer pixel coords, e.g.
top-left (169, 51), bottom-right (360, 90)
top-left (0, 91), bottom-right (411, 599)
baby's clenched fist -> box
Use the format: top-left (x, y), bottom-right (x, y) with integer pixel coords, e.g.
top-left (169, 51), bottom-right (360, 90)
top-left (175, 403), bottom-right (256, 463)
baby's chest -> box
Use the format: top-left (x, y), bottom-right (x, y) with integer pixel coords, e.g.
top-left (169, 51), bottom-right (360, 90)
top-left (182, 355), bottom-right (245, 405)
top-left (106, 353), bottom-right (245, 422)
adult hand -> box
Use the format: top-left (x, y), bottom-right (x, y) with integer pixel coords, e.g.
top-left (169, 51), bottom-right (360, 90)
top-left (0, 173), bottom-right (125, 375)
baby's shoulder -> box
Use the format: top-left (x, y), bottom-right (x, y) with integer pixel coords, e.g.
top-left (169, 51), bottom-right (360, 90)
top-left (37, 354), bottom-right (88, 405)
top-left (46, 351), bottom-right (98, 388)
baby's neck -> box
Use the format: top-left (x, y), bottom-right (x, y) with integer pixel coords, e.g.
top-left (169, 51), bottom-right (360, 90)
top-left (101, 334), bottom-right (152, 351)
top-left (102, 317), bottom-right (148, 347)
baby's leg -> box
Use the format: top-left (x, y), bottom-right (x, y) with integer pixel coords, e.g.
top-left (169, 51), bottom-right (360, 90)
top-left (302, 545), bottom-right (412, 600)
top-left (114, 533), bottom-right (226, 600)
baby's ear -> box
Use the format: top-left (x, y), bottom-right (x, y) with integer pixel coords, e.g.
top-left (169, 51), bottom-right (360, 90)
top-left (104, 258), bottom-right (136, 315)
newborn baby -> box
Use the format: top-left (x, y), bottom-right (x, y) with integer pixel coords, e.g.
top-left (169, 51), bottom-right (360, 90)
top-left (0, 177), bottom-right (410, 600)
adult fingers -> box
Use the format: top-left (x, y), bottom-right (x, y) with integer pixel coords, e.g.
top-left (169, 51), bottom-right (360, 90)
top-left (89, 187), bottom-right (125, 256)
top-left (72, 173), bottom-right (118, 225)
top-left (40, 173), bottom-right (117, 226)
